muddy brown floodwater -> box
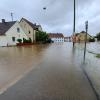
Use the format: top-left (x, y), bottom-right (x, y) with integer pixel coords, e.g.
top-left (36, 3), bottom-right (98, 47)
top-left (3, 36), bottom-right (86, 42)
top-left (0, 44), bottom-right (50, 93)
top-left (0, 43), bottom-right (99, 100)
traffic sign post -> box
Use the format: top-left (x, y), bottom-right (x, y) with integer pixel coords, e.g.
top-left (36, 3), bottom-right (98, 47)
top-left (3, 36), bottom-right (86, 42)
top-left (84, 21), bottom-right (88, 62)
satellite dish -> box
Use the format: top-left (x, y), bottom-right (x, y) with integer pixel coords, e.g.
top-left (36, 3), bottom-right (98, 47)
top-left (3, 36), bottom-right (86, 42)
top-left (43, 7), bottom-right (46, 10)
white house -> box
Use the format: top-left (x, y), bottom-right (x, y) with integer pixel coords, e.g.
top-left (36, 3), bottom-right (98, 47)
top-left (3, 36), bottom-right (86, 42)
top-left (20, 18), bottom-right (43, 43)
top-left (48, 33), bottom-right (64, 42)
top-left (0, 19), bottom-right (27, 46)
top-left (0, 36), bottom-right (7, 46)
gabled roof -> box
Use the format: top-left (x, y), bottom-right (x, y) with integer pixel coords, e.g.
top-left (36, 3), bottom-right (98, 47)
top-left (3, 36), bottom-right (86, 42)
top-left (48, 33), bottom-right (64, 38)
top-left (21, 18), bottom-right (38, 30)
top-left (0, 21), bottom-right (16, 35)
top-left (80, 31), bottom-right (93, 37)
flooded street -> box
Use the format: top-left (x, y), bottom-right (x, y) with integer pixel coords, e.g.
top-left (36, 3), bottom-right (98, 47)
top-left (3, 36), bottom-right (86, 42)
top-left (0, 43), bottom-right (99, 100)
top-left (0, 45), bottom-right (49, 93)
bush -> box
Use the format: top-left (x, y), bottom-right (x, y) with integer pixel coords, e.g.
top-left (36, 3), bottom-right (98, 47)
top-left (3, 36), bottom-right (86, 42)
top-left (28, 38), bottom-right (32, 43)
top-left (89, 38), bottom-right (95, 42)
top-left (23, 38), bottom-right (32, 43)
top-left (17, 39), bottom-right (22, 43)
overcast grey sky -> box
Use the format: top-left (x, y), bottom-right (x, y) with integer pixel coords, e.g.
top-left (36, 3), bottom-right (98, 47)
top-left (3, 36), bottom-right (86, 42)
top-left (0, 0), bottom-right (99, 36)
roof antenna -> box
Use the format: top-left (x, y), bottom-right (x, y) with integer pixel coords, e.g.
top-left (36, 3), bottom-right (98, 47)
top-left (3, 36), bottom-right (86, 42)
top-left (11, 12), bottom-right (13, 21)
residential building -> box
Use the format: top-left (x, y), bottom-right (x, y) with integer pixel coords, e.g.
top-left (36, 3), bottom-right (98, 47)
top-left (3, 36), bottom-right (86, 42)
top-left (0, 19), bottom-right (27, 46)
top-left (20, 18), bottom-right (42, 43)
top-left (73, 31), bottom-right (93, 42)
top-left (48, 33), bottom-right (64, 42)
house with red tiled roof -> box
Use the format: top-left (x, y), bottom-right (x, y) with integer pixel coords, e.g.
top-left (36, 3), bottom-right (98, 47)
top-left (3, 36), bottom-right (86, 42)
top-left (48, 33), bottom-right (64, 42)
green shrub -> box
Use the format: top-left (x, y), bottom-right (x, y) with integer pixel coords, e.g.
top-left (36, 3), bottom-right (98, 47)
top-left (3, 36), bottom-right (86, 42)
top-left (89, 38), bottom-right (95, 42)
top-left (28, 38), bottom-right (32, 43)
top-left (17, 39), bottom-right (22, 43)
top-left (23, 38), bottom-right (32, 43)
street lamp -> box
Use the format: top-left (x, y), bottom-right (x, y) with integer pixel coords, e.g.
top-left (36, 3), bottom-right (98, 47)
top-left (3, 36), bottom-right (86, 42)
top-left (43, 7), bottom-right (46, 10)
top-left (84, 21), bottom-right (88, 61)
top-left (11, 12), bottom-right (14, 21)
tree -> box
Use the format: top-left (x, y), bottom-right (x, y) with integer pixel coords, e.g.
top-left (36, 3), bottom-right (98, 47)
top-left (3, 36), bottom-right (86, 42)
top-left (36, 31), bottom-right (48, 43)
top-left (96, 33), bottom-right (100, 41)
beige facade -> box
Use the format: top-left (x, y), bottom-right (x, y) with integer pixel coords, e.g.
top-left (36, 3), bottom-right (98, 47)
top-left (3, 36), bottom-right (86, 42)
top-left (79, 32), bottom-right (91, 41)
top-left (0, 18), bottom-right (43, 46)
top-left (20, 18), bottom-right (36, 43)
top-left (75, 31), bottom-right (93, 42)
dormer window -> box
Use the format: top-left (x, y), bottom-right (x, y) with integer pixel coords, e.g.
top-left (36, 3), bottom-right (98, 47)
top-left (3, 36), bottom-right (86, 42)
top-left (17, 28), bottom-right (20, 33)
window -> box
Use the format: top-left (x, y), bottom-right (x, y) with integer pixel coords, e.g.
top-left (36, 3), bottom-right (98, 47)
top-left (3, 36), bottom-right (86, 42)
top-left (29, 31), bottom-right (31, 34)
top-left (17, 28), bottom-right (20, 33)
top-left (12, 37), bottom-right (15, 42)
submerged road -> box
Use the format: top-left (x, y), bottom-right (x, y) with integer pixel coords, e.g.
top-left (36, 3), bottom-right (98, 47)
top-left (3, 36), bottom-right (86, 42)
top-left (0, 43), bottom-right (97, 100)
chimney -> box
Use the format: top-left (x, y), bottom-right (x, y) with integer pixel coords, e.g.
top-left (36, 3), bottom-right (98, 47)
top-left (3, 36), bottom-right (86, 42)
top-left (2, 19), bottom-right (5, 23)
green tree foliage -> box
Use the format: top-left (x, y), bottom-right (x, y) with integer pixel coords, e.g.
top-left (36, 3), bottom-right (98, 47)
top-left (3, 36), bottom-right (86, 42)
top-left (36, 31), bottom-right (48, 43)
top-left (17, 39), bottom-right (22, 43)
top-left (89, 38), bottom-right (95, 42)
top-left (96, 33), bottom-right (100, 41)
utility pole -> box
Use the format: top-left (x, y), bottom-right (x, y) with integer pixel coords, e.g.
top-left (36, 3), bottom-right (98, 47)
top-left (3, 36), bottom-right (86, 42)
top-left (84, 21), bottom-right (88, 61)
top-left (11, 13), bottom-right (13, 21)
top-left (73, 0), bottom-right (76, 47)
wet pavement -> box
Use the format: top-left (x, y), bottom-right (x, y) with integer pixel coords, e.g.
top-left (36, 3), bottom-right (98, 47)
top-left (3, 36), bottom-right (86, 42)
top-left (75, 42), bottom-right (100, 99)
top-left (0, 43), bottom-right (98, 100)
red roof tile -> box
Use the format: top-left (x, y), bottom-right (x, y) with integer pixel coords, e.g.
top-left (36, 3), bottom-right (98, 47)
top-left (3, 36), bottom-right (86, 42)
top-left (48, 33), bottom-right (64, 38)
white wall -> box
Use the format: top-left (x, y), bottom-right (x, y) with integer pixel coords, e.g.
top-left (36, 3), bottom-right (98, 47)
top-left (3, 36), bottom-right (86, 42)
top-left (6, 21), bottom-right (28, 46)
top-left (51, 38), bottom-right (64, 42)
top-left (0, 36), bottom-right (7, 47)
